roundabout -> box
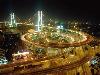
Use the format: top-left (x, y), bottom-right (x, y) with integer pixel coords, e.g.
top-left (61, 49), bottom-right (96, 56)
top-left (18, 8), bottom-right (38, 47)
top-left (22, 28), bottom-right (93, 48)
top-left (21, 26), bottom-right (93, 63)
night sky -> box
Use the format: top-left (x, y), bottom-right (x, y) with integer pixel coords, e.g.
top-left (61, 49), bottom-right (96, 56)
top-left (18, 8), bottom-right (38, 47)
top-left (0, 0), bottom-right (100, 22)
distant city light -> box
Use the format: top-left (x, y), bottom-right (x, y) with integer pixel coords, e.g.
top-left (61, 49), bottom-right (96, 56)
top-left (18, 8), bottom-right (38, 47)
top-left (57, 25), bottom-right (64, 29)
top-left (86, 22), bottom-right (88, 24)
top-left (0, 57), bottom-right (8, 65)
top-left (91, 60), bottom-right (97, 65)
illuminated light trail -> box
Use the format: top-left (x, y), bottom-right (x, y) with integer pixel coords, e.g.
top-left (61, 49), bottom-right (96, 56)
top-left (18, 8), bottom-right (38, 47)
top-left (57, 25), bottom-right (64, 30)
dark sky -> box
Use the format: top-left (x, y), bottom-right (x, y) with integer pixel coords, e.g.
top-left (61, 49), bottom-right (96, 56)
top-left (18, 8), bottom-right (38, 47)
top-left (0, 0), bottom-right (100, 22)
